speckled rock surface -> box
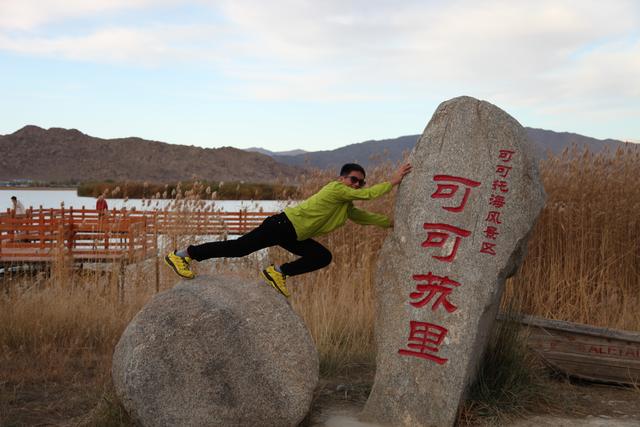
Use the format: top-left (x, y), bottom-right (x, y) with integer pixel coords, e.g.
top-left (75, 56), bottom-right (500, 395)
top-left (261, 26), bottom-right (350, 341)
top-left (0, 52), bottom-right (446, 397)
top-left (362, 96), bottom-right (546, 426)
top-left (112, 275), bottom-right (318, 427)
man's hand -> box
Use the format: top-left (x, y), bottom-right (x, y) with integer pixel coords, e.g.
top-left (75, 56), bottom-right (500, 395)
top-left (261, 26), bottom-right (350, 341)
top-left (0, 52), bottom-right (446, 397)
top-left (390, 163), bottom-right (412, 186)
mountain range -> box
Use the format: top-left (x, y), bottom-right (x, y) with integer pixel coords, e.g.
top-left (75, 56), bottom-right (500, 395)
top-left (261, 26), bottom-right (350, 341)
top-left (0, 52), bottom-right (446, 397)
top-left (261, 128), bottom-right (633, 171)
top-left (0, 125), bottom-right (633, 184)
top-left (0, 126), bottom-right (302, 184)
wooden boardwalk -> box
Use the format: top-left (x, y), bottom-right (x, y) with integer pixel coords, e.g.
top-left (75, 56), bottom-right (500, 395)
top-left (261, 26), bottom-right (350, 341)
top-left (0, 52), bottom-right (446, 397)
top-left (1, 207), bottom-right (275, 264)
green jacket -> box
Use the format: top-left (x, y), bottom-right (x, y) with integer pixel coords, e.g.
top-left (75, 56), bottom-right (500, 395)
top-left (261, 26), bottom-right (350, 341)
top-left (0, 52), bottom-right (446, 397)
top-left (284, 180), bottom-right (393, 241)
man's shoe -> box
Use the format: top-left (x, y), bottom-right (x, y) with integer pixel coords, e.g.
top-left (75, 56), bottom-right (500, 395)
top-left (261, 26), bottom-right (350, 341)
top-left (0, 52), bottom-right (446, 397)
top-left (260, 265), bottom-right (290, 298)
top-left (165, 251), bottom-right (195, 279)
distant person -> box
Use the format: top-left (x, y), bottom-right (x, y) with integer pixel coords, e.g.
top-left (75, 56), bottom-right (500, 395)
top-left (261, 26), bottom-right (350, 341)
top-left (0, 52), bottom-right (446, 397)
top-left (165, 162), bottom-right (412, 297)
top-left (96, 194), bottom-right (108, 216)
top-left (10, 196), bottom-right (25, 216)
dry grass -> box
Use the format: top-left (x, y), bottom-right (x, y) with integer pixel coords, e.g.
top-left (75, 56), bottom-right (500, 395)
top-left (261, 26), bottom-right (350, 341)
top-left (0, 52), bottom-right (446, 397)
top-left (0, 259), bottom-right (161, 426)
top-left (503, 146), bottom-right (640, 331)
top-left (2, 148), bottom-right (640, 424)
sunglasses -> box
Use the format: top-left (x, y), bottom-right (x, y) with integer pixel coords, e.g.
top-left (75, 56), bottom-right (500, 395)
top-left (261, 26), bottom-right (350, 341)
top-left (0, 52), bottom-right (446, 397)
top-left (345, 175), bottom-right (366, 187)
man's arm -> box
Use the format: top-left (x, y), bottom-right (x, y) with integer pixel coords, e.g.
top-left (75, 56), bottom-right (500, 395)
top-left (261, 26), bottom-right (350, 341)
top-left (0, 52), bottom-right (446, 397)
top-left (347, 205), bottom-right (391, 228)
top-left (332, 182), bottom-right (393, 202)
top-left (332, 163), bottom-right (413, 202)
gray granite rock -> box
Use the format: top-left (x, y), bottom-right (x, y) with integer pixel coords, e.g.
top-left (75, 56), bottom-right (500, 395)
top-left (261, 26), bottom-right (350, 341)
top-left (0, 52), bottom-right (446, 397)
top-left (362, 96), bottom-right (545, 426)
top-left (112, 275), bottom-right (318, 427)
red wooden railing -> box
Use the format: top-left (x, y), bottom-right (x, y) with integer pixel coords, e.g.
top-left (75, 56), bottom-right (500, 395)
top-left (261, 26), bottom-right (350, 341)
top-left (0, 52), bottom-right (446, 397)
top-left (0, 207), bottom-right (276, 263)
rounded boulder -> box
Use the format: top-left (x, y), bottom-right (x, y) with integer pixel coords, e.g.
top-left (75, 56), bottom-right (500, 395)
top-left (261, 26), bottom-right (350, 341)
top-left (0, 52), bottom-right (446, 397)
top-left (112, 275), bottom-right (318, 427)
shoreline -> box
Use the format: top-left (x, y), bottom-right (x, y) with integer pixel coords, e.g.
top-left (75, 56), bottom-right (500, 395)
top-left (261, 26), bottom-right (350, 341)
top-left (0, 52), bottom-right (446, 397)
top-left (0, 186), bottom-right (77, 191)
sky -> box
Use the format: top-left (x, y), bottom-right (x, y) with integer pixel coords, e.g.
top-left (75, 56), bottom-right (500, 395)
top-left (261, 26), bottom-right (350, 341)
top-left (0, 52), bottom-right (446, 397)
top-left (0, 0), bottom-right (639, 152)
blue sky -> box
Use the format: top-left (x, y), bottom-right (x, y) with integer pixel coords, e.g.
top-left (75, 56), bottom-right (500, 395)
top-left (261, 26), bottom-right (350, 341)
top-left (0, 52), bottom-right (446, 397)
top-left (1, 0), bottom-right (638, 152)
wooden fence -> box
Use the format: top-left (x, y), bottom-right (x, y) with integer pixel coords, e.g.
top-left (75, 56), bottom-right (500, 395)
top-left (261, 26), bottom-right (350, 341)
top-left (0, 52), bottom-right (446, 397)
top-left (0, 207), bottom-right (275, 264)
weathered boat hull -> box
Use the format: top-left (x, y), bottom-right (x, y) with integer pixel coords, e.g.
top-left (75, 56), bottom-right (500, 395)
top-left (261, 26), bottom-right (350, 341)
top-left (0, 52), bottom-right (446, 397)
top-left (499, 314), bottom-right (640, 385)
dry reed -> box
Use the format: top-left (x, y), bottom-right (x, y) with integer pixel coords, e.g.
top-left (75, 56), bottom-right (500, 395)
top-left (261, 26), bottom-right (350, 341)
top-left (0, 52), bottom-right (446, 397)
top-left (504, 146), bottom-right (640, 331)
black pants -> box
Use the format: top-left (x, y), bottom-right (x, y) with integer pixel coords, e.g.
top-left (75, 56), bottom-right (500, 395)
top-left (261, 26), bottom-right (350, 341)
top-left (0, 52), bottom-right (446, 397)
top-left (187, 213), bottom-right (332, 277)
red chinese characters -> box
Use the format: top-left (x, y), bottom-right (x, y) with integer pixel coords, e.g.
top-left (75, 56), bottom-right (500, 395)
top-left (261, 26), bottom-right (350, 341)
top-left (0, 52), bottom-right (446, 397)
top-left (409, 273), bottom-right (461, 313)
top-left (492, 180), bottom-right (509, 193)
top-left (480, 242), bottom-right (497, 255)
top-left (498, 149), bottom-right (515, 162)
top-left (422, 223), bottom-right (471, 262)
top-left (400, 173), bottom-right (482, 365)
top-left (398, 321), bottom-right (448, 365)
top-left (483, 226), bottom-right (499, 240)
top-left (431, 175), bottom-right (481, 212)
top-left (480, 148), bottom-right (517, 256)
top-left (422, 174), bottom-right (479, 263)
top-left (489, 194), bottom-right (506, 208)
top-left (485, 211), bottom-right (502, 224)
top-left (496, 165), bottom-right (512, 178)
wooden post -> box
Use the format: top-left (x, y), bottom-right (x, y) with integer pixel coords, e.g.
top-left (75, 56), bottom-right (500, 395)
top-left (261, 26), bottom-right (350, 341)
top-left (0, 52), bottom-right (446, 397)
top-left (127, 220), bottom-right (134, 263)
top-left (154, 211), bottom-right (160, 293)
top-left (39, 210), bottom-right (45, 251)
top-left (1, 263), bottom-right (7, 296)
top-left (155, 242), bottom-right (160, 293)
top-left (118, 260), bottom-right (125, 304)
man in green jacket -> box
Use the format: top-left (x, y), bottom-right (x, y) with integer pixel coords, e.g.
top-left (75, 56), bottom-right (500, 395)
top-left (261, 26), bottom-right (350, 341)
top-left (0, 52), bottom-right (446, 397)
top-left (165, 162), bottom-right (412, 297)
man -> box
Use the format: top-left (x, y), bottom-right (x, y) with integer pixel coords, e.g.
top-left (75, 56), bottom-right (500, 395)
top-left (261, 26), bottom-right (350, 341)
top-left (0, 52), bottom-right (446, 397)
top-left (165, 162), bottom-right (412, 297)
top-left (10, 196), bottom-right (25, 216)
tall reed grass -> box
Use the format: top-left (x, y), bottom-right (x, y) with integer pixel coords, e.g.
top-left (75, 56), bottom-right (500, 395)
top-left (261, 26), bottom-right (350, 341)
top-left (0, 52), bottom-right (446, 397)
top-left (503, 146), bottom-right (640, 331)
top-left (2, 148), bottom-right (639, 424)
top-left (77, 180), bottom-right (296, 200)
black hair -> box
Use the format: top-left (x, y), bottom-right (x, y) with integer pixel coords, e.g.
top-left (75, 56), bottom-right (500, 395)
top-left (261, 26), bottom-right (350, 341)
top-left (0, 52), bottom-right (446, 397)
top-left (339, 163), bottom-right (366, 178)
top-left (11, 196), bottom-right (17, 201)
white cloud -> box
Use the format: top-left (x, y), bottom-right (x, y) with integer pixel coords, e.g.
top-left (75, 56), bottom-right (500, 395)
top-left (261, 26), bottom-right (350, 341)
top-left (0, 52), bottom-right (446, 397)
top-left (0, 0), bottom-right (184, 30)
top-left (0, 23), bottom-right (235, 66)
top-left (0, 0), bottom-right (639, 112)
top-left (203, 0), bottom-right (640, 103)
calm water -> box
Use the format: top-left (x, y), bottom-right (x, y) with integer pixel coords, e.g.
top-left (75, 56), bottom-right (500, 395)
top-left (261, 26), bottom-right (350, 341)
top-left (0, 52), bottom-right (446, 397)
top-left (0, 189), bottom-right (291, 213)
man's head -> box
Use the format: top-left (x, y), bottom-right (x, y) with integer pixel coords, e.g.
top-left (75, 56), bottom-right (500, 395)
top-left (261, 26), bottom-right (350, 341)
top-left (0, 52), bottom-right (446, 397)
top-left (339, 163), bottom-right (366, 189)
top-left (11, 196), bottom-right (17, 203)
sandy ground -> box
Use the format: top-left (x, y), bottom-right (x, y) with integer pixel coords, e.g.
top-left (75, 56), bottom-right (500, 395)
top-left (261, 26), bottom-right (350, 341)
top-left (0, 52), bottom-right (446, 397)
top-left (314, 410), bottom-right (640, 427)
top-left (2, 373), bottom-right (638, 426)
top-left (313, 408), bottom-right (639, 427)
top-left (307, 378), bottom-right (640, 427)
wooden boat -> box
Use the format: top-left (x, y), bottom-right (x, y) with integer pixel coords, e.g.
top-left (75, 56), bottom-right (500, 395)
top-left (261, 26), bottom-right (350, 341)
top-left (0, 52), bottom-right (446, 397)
top-left (498, 313), bottom-right (640, 385)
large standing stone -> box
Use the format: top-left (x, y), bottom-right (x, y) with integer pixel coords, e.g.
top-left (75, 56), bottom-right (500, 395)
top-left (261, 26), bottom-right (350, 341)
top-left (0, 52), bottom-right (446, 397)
top-left (362, 96), bottom-right (545, 426)
top-left (112, 275), bottom-right (318, 427)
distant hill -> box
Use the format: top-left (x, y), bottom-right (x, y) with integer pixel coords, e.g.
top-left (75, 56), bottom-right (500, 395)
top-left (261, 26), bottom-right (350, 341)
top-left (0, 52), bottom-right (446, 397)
top-left (524, 128), bottom-right (630, 157)
top-left (263, 128), bottom-right (634, 171)
top-left (0, 126), bottom-right (302, 184)
top-left (246, 147), bottom-right (307, 157)
top-left (271, 135), bottom-right (418, 170)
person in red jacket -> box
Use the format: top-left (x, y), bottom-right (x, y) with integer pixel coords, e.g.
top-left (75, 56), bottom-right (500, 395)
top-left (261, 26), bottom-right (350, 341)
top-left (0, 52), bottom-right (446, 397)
top-left (96, 194), bottom-right (108, 216)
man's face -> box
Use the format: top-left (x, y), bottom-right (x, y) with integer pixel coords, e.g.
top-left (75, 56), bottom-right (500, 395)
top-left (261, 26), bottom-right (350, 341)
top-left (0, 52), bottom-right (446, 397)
top-left (339, 171), bottom-right (366, 189)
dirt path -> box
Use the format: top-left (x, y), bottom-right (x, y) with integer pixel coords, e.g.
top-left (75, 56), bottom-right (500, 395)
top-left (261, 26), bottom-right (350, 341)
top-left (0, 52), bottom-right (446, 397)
top-left (307, 378), bottom-right (640, 426)
top-left (2, 366), bottom-right (638, 426)
top-left (312, 407), bottom-right (640, 427)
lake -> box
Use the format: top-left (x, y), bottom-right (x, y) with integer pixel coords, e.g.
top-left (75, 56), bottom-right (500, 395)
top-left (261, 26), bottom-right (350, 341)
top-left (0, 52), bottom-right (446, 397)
top-left (0, 189), bottom-right (291, 213)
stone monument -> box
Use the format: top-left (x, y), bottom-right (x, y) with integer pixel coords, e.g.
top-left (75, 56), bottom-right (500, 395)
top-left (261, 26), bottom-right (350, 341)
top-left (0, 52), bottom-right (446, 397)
top-left (112, 275), bottom-right (318, 427)
top-left (361, 96), bottom-right (546, 426)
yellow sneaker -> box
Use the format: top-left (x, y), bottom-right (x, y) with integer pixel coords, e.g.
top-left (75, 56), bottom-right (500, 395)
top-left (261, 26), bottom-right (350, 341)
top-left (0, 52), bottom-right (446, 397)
top-left (165, 251), bottom-right (195, 279)
top-left (260, 265), bottom-right (290, 298)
